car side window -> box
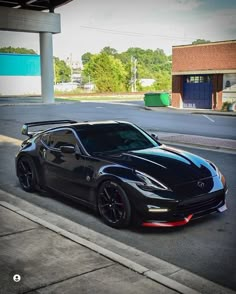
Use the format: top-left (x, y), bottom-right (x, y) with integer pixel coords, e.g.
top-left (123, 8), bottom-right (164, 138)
top-left (48, 130), bottom-right (77, 149)
top-left (41, 134), bottom-right (50, 146)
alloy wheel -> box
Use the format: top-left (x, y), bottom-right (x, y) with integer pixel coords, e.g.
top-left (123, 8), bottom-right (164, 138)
top-left (17, 158), bottom-right (36, 192)
top-left (98, 181), bottom-right (131, 228)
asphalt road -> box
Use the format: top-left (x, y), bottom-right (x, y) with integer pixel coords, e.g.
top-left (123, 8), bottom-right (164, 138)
top-left (0, 100), bottom-right (235, 140)
top-left (0, 102), bottom-right (236, 290)
top-left (0, 142), bottom-right (236, 290)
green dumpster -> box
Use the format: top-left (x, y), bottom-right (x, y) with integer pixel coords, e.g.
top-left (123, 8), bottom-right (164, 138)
top-left (144, 92), bottom-right (170, 107)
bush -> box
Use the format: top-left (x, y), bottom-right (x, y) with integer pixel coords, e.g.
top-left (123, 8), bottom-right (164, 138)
top-left (221, 101), bottom-right (232, 111)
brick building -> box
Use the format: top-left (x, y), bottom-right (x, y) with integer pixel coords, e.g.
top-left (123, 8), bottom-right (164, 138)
top-left (172, 40), bottom-right (236, 110)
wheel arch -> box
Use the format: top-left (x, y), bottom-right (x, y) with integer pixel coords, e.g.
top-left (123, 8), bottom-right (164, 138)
top-left (16, 153), bottom-right (41, 186)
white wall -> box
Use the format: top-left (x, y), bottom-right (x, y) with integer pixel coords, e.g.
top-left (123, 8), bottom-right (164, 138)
top-left (0, 76), bottom-right (41, 96)
top-left (223, 73), bottom-right (236, 102)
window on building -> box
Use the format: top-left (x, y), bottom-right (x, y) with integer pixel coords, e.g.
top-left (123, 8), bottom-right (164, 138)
top-left (184, 75), bottom-right (212, 83)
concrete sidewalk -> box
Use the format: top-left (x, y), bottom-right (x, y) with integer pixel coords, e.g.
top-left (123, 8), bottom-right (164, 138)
top-left (156, 132), bottom-right (236, 152)
top-left (1, 190), bottom-right (235, 294)
top-left (0, 200), bottom-right (192, 294)
top-left (144, 106), bottom-right (236, 117)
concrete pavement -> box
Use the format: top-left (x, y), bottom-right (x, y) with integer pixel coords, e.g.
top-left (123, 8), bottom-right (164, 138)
top-left (1, 189), bottom-right (235, 294)
top-left (144, 106), bottom-right (236, 116)
top-left (156, 132), bottom-right (236, 152)
top-left (0, 196), bottom-right (191, 294)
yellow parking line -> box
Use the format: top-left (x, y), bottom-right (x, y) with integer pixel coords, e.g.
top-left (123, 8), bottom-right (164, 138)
top-left (0, 135), bottom-right (22, 146)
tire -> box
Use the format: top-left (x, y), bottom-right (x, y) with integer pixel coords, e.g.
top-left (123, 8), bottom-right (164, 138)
top-left (97, 181), bottom-right (131, 229)
top-left (17, 156), bottom-right (38, 192)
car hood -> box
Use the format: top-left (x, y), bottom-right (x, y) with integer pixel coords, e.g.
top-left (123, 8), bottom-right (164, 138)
top-left (104, 145), bottom-right (217, 187)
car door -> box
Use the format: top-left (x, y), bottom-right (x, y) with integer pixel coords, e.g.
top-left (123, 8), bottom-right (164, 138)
top-left (42, 128), bottom-right (92, 203)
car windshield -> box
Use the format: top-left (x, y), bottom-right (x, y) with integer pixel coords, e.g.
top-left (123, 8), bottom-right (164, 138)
top-left (76, 123), bottom-right (159, 154)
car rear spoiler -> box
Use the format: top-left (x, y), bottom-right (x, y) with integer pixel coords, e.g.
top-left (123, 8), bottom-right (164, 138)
top-left (21, 120), bottom-right (77, 137)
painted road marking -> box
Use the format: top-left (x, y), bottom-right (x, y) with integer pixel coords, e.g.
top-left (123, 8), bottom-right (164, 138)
top-left (0, 135), bottom-right (21, 146)
top-left (203, 115), bottom-right (215, 123)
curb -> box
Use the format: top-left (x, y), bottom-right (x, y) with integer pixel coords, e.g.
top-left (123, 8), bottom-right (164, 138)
top-left (0, 200), bottom-right (199, 294)
top-left (191, 112), bottom-right (236, 116)
top-left (144, 106), bottom-right (236, 116)
top-left (160, 140), bottom-right (236, 154)
top-left (153, 132), bottom-right (236, 153)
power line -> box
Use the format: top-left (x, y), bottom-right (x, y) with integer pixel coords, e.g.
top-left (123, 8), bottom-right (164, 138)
top-left (80, 25), bottom-right (195, 41)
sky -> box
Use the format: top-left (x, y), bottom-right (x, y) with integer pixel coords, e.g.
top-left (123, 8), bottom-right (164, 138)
top-left (0, 0), bottom-right (236, 63)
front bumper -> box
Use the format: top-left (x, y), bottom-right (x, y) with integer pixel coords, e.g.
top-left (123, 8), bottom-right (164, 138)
top-left (142, 214), bottom-right (193, 227)
top-left (124, 176), bottom-right (227, 227)
top-left (142, 202), bottom-right (227, 227)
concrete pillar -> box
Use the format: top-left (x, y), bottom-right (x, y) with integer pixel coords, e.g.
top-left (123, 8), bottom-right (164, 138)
top-left (40, 32), bottom-right (54, 103)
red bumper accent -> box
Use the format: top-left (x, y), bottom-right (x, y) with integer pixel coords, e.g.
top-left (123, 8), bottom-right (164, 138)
top-left (142, 214), bottom-right (193, 227)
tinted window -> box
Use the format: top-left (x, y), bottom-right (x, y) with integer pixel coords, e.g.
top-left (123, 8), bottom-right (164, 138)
top-left (41, 134), bottom-right (50, 145)
top-left (48, 130), bottom-right (77, 149)
top-left (76, 123), bottom-right (158, 154)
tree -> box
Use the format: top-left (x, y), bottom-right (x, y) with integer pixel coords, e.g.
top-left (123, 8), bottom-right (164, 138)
top-left (83, 53), bottom-right (127, 92)
top-left (82, 47), bottom-right (172, 92)
top-left (54, 57), bottom-right (71, 83)
top-left (81, 52), bottom-right (93, 66)
top-left (192, 39), bottom-right (211, 45)
top-left (153, 71), bottom-right (171, 91)
top-left (100, 46), bottom-right (118, 56)
top-left (0, 46), bottom-right (37, 54)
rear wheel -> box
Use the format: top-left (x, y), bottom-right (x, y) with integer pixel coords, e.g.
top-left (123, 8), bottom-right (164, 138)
top-left (97, 181), bottom-right (131, 228)
top-left (17, 157), bottom-right (37, 192)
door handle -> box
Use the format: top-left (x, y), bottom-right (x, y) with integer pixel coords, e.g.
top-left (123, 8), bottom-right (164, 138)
top-left (43, 148), bottom-right (46, 159)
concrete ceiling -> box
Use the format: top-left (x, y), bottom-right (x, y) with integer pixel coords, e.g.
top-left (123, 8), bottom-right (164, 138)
top-left (0, 0), bottom-right (72, 12)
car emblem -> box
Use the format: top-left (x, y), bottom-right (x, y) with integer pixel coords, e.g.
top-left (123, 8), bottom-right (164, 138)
top-left (197, 181), bottom-right (205, 189)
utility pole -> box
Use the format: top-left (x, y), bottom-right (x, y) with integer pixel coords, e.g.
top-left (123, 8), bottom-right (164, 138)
top-left (131, 56), bottom-right (137, 92)
top-left (134, 57), bottom-right (137, 92)
top-left (70, 53), bottom-right (73, 83)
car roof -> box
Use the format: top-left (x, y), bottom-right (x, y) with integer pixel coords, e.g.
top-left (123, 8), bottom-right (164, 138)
top-left (70, 120), bottom-right (133, 131)
top-left (74, 120), bottom-right (120, 126)
top-left (44, 120), bottom-right (133, 133)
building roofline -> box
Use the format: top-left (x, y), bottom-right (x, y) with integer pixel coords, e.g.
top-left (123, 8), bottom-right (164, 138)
top-left (173, 40), bottom-right (236, 49)
top-left (172, 69), bottom-right (236, 75)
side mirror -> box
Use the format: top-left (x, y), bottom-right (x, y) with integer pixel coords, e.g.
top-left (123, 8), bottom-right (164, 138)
top-left (151, 133), bottom-right (159, 141)
top-left (21, 124), bottom-right (28, 136)
top-left (60, 145), bottom-right (75, 154)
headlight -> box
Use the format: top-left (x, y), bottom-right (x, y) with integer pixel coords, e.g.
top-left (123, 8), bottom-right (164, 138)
top-left (207, 160), bottom-right (221, 177)
top-left (207, 160), bottom-right (226, 187)
top-left (147, 205), bottom-right (169, 212)
top-left (135, 170), bottom-right (170, 191)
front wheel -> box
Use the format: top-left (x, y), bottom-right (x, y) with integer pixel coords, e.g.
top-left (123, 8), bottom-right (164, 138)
top-left (17, 156), bottom-right (37, 192)
top-left (97, 181), bottom-right (131, 229)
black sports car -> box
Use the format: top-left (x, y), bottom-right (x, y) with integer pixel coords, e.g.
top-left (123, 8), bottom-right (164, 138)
top-left (16, 120), bottom-right (227, 228)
